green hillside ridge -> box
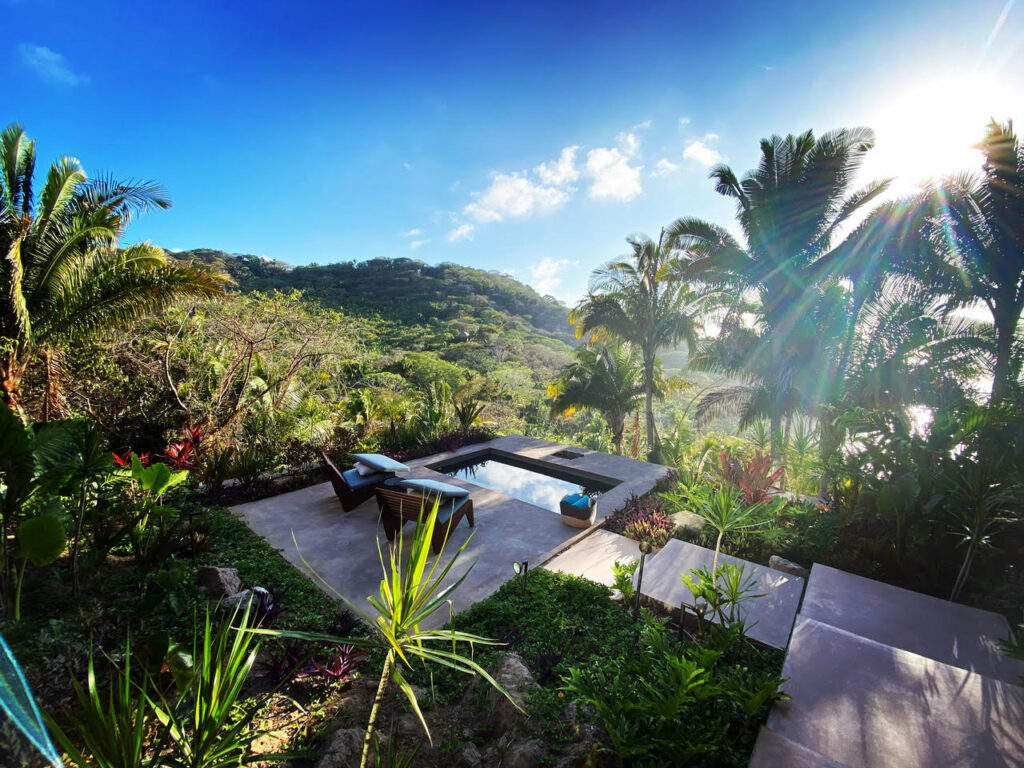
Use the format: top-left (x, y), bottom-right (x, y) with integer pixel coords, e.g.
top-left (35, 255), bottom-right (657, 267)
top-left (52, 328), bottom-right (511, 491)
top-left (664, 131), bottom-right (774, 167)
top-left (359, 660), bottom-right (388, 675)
top-left (177, 249), bottom-right (575, 343)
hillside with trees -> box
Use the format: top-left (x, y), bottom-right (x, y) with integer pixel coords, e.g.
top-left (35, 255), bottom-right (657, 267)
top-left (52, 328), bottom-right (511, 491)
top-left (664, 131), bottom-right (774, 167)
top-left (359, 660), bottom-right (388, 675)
top-left (180, 249), bottom-right (575, 342)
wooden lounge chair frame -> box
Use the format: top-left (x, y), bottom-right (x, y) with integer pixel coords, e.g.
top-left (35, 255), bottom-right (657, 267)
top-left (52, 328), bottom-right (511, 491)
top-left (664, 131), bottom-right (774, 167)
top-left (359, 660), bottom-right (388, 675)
top-left (320, 450), bottom-right (394, 512)
top-left (375, 486), bottom-right (474, 554)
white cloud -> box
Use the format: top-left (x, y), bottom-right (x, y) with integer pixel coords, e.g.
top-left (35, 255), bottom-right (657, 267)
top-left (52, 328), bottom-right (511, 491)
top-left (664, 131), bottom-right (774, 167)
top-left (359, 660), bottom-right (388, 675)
top-left (651, 158), bottom-right (680, 177)
top-left (586, 147), bottom-right (643, 201)
top-left (616, 131), bottom-right (641, 157)
top-left (403, 162), bottom-right (413, 171)
top-left (463, 171), bottom-right (571, 223)
top-left (529, 257), bottom-right (578, 297)
top-left (18, 44), bottom-right (88, 86)
top-left (534, 146), bottom-right (580, 186)
top-left (678, 116), bottom-right (692, 127)
top-left (409, 239), bottom-right (430, 250)
top-left (446, 223), bottom-right (474, 242)
top-left (683, 140), bottom-right (725, 167)
top-left (703, 132), bottom-right (719, 142)
top-left (401, 228), bottom-right (422, 237)
top-left (632, 119), bottom-right (652, 131)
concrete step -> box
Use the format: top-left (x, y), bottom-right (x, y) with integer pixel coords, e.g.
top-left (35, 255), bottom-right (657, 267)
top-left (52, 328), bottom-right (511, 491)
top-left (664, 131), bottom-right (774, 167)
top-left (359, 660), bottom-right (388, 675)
top-left (765, 616), bottom-right (1024, 768)
top-left (748, 726), bottom-right (852, 768)
top-left (801, 563), bottom-right (1024, 684)
top-left (542, 529), bottom-right (640, 587)
top-left (636, 538), bottom-right (804, 649)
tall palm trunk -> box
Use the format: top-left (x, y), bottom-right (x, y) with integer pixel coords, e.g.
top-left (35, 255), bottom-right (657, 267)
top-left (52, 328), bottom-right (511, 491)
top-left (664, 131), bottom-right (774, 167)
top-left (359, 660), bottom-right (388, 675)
top-left (2, 239), bottom-right (31, 420)
top-left (643, 352), bottom-right (657, 457)
top-left (990, 304), bottom-right (1020, 405)
top-left (610, 414), bottom-right (625, 455)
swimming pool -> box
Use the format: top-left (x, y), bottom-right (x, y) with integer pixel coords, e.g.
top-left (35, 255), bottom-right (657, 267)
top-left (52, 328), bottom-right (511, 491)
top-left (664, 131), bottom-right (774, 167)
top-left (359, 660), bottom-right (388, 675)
top-left (434, 453), bottom-right (616, 513)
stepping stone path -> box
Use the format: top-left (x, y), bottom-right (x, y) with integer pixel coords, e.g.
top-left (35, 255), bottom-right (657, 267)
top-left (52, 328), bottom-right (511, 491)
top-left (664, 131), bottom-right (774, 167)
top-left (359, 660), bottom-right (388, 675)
top-left (750, 564), bottom-right (1024, 768)
top-left (636, 538), bottom-right (805, 649)
top-left (543, 529), bottom-right (640, 587)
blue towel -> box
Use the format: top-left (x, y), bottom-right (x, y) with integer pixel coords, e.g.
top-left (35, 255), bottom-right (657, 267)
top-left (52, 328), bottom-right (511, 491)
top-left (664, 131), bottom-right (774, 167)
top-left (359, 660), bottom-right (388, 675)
top-left (571, 494), bottom-right (592, 510)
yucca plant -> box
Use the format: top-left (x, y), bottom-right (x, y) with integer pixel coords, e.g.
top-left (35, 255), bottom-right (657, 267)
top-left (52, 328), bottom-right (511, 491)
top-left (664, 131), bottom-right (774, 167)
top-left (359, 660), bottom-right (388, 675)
top-left (251, 498), bottom-right (517, 768)
top-left (663, 483), bottom-right (770, 579)
top-left (148, 604), bottom-right (271, 768)
top-left (45, 639), bottom-right (159, 768)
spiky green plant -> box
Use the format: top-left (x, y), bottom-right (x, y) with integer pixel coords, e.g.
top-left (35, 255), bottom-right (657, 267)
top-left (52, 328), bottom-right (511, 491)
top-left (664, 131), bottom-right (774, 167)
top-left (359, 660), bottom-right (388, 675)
top-left (251, 498), bottom-right (517, 768)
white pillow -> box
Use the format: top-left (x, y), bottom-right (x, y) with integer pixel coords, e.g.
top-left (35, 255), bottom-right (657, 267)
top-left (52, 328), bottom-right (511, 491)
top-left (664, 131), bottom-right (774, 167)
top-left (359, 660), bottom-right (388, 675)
top-left (353, 461), bottom-right (378, 477)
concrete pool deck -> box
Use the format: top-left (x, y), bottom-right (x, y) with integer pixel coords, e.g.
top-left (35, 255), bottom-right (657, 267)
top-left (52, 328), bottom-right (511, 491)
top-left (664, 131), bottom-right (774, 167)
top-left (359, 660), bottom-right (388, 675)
top-left (229, 435), bottom-right (671, 625)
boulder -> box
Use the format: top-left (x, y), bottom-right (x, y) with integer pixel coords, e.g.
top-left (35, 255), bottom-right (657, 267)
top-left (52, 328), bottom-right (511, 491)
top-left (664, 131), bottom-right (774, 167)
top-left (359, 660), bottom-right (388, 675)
top-left (769, 555), bottom-right (809, 580)
top-left (502, 739), bottom-right (546, 768)
top-left (562, 701), bottom-right (596, 723)
top-left (220, 586), bottom-right (271, 611)
top-left (670, 510), bottom-right (705, 537)
top-left (454, 742), bottom-right (482, 767)
top-left (316, 727), bottom-right (364, 768)
top-left (197, 566), bottom-right (240, 598)
top-left (487, 654), bottom-right (539, 731)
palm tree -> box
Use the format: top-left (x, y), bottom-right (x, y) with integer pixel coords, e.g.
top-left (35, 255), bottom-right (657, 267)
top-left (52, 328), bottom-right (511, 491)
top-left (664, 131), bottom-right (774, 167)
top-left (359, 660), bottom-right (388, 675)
top-left (666, 128), bottom-right (891, 459)
top-left (0, 123), bottom-right (229, 418)
top-left (570, 234), bottom-right (703, 457)
top-left (909, 121), bottom-right (1024, 405)
top-left (548, 342), bottom-right (646, 455)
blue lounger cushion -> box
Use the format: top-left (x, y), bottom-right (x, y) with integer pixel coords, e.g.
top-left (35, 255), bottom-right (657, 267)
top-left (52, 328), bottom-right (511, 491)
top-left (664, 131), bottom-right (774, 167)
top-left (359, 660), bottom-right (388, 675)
top-left (398, 478), bottom-right (470, 498)
top-left (435, 495), bottom-right (471, 524)
top-left (352, 453), bottom-right (410, 474)
top-left (342, 467), bottom-right (388, 490)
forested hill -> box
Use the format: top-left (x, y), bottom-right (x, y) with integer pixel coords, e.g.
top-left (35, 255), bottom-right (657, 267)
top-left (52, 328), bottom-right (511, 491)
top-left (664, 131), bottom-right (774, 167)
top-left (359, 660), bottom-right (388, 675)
top-left (176, 249), bottom-right (575, 343)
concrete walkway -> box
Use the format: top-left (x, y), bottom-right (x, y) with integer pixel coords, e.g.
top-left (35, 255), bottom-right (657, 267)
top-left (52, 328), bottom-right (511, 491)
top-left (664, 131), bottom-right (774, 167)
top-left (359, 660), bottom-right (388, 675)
top-left (230, 435), bottom-right (671, 625)
top-left (543, 529), bottom-right (641, 587)
top-left (637, 538), bottom-right (805, 649)
top-left (750, 565), bottom-right (1024, 767)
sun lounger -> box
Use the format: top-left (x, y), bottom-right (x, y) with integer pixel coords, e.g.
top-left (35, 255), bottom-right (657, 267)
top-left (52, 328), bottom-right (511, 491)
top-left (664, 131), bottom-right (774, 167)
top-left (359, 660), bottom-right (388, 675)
top-left (375, 484), bottom-right (474, 554)
top-left (319, 450), bottom-right (406, 511)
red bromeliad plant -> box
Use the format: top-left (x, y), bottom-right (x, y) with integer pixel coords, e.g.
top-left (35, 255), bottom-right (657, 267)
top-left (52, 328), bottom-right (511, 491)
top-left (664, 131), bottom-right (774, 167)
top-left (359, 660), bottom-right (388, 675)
top-left (604, 491), bottom-right (675, 547)
top-left (112, 450), bottom-right (152, 468)
top-left (717, 450), bottom-right (784, 504)
top-left (162, 425), bottom-right (203, 470)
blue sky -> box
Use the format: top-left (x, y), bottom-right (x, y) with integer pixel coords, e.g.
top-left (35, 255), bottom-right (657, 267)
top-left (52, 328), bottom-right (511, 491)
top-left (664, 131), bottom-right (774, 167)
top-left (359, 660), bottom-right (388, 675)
top-left (7, 0), bottom-right (1024, 304)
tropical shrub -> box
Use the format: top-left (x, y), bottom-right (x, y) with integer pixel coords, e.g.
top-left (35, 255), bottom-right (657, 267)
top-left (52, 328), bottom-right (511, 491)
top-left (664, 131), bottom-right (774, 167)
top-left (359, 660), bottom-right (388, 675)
top-left (563, 620), bottom-right (786, 767)
top-left (604, 489), bottom-right (675, 547)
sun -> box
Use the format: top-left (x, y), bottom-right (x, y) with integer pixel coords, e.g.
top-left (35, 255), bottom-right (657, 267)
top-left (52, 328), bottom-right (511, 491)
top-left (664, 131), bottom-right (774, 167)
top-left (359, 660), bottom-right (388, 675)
top-left (862, 71), bottom-right (1020, 196)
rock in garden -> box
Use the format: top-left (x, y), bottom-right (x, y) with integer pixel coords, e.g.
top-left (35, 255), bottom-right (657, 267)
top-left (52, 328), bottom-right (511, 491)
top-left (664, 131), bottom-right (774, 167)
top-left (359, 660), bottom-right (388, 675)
top-left (769, 555), bottom-right (809, 580)
top-left (670, 510), bottom-right (705, 535)
top-left (315, 727), bottom-right (365, 768)
top-left (454, 742), bottom-right (482, 767)
top-left (197, 566), bottom-right (241, 597)
top-left (219, 586), bottom-right (271, 611)
top-left (487, 654), bottom-right (539, 731)
top-left (502, 738), bottom-right (546, 768)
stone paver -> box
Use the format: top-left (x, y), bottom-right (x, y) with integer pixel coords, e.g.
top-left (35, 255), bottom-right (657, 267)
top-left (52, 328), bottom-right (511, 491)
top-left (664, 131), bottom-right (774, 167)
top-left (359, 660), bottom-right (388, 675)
top-left (543, 529), bottom-right (640, 587)
top-left (800, 563), bottom-right (1024, 684)
top-left (748, 727), bottom-right (851, 768)
top-left (637, 538), bottom-right (804, 649)
top-left (231, 435), bottom-right (672, 626)
top-left (765, 616), bottom-right (1024, 768)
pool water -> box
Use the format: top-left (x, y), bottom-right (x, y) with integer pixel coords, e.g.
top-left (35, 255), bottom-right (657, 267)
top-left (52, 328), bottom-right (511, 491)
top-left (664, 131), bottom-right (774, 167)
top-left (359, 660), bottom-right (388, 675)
top-left (437, 454), bottom-right (616, 513)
